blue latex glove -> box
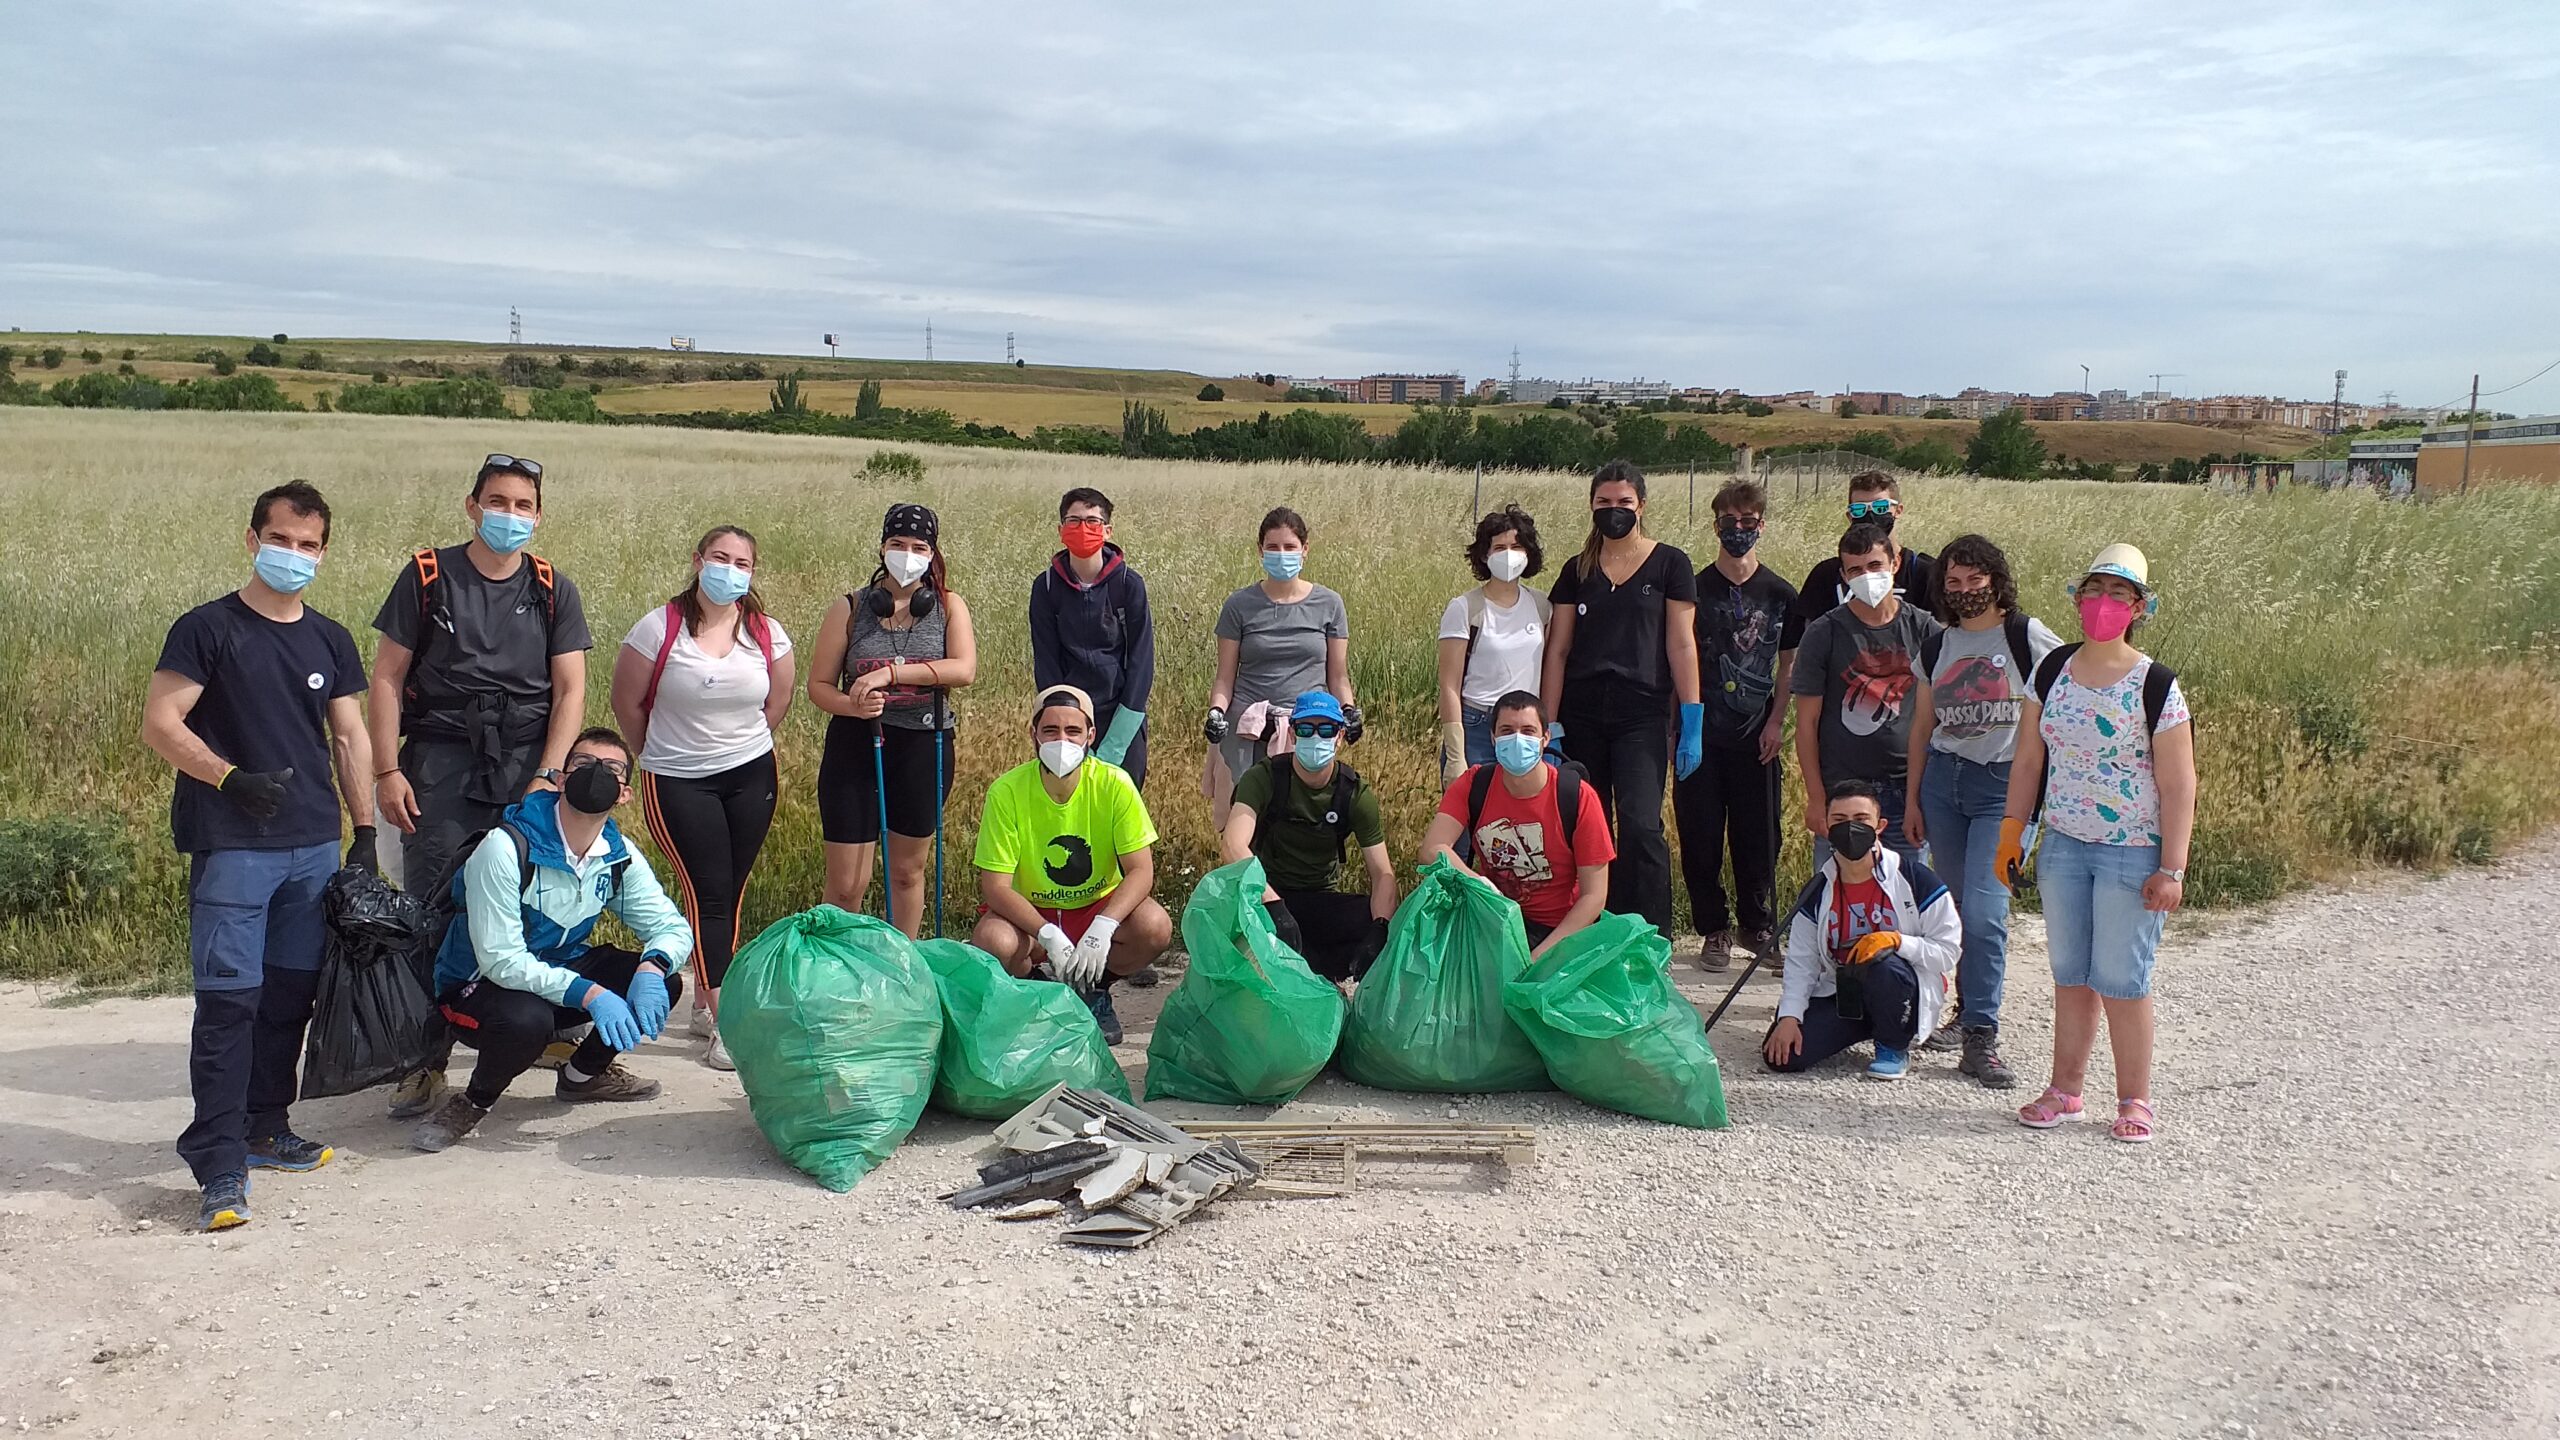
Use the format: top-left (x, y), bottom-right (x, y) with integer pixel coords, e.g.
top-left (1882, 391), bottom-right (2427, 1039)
top-left (1545, 720), bottom-right (1567, 764)
top-left (1095, 707), bottom-right (1147, 767)
top-left (584, 986), bottom-right (644, 1053)
top-left (626, 964), bottom-right (671, 1040)
top-left (1675, 703), bottom-right (1705, 780)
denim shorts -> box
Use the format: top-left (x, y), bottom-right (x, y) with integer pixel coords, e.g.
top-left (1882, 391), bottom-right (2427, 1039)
top-left (2038, 830), bottom-right (2167, 1000)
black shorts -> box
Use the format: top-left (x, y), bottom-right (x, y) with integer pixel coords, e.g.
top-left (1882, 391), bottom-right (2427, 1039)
top-left (819, 716), bottom-right (956, 843)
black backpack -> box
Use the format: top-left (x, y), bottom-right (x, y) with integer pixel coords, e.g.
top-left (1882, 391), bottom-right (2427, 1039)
top-left (1463, 758), bottom-right (1587, 856)
top-left (1917, 613), bottom-right (2037, 681)
top-left (2026, 644), bottom-right (2181, 820)
top-left (1254, 756), bottom-right (1366, 863)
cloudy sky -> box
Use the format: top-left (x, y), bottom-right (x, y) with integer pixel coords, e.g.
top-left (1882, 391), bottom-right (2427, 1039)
top-left (7, 1), bottom-right (2556, 409)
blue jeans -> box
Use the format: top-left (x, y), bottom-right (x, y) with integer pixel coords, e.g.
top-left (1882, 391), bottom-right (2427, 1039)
top-left (1458, 705), bottom-right (1496, 768)
top-left (178, 843), bottom-right (337, 1185)
top-left (2038, 831), bottom-right (2167, 1000)
top-left (1919, 754), bottom-right (2013, 1030)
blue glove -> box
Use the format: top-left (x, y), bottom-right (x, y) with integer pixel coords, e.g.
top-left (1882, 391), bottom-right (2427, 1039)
top-left (626, 964), bottom-right (671, 1040)
top-left (583, 986), bottom-right (644, 1053)
top-left (1096, 707), bottom-right (1147, 766)
top-left (1545, 720), bottom-right (1567, 764)
top-left (1675, 703), bottom-right (1705, 780)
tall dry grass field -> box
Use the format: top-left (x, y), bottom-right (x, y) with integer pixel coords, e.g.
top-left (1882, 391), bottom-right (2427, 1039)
top-left (6, 408), bottom-right (2559, 989)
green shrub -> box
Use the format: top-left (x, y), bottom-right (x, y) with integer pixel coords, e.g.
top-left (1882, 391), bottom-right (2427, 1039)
top-left (40, 346), bottom-right (65, 369)
top-left (1197, 383), bottom-right (1224, 401)
top-left (859, 449), bottom-right (927, 483)
top-left (528, 386), bottom-right (602, 423)
top-left (244, 342), bottom-right (282, 367)
top-left (80, 348), bottom-right (103, 365)
top-left (296, 350), bottom-right (327, 370)
top-left (0, 816), bottom-right (132, 919)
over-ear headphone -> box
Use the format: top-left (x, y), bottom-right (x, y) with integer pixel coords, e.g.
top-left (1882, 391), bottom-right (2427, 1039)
top-left (866, 581), bottom-right (936, 619)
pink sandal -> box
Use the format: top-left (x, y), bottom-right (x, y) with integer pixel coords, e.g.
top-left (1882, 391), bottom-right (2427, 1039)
top-left (2016, 1086), bottom-right (2083, 1129)
top-left (2111, 1098), bottom-right (2157, 1144)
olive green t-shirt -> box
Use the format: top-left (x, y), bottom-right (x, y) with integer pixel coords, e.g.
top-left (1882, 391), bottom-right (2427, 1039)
top-left (1229, 758), bottom-right (1385, 893)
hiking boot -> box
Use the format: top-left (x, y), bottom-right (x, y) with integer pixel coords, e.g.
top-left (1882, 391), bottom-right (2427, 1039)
top-left (1693, 932), bottom-right (1732, 973)
top-left (387, 1065), bottom-right (447, 1120)
top-left (246, 1130), bottom-right (333, 1172)
top-left (1127, 964), bottom-right (1164, 989)
top-left (703, 1033), bottom-right (736, 1072)
top-left (1740, 929), bottom-right (1778, 974)
top-left (1864, 1046), bottom-right (1910, 1081)
top-left (1920, 1025), bottom-right (1964, 1054)
top-left (1959, 1026), bottom-right (2018, 1089)
top-left (1086, 988), bottom-right (1124, 1046)
top-left (410, 1094), bottom-right (489, 1153)
top-left (198, 1172), bottom-right (251, 1232)
top-left (556, 1062), bottom-right (660, 1104)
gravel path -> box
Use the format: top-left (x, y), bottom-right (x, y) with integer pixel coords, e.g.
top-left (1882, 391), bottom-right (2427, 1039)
top-left (5, 844), bottom-right (2558, 1439)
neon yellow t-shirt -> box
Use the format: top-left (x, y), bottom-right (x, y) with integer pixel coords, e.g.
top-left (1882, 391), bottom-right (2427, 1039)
top-left (972, 759), bottom-right (1158, 911)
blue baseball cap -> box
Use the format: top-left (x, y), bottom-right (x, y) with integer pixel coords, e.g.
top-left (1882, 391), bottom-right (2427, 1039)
top-left (1290, 691), bottom-right (1346, 726)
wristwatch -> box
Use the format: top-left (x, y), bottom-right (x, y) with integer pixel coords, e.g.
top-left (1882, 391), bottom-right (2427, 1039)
top-left (536, 767), bottom-right (564, 784)
top-left (2157, 867), bottom-right (2185, 882)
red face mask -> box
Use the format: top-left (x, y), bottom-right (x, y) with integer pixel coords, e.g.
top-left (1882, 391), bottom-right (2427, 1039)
top-left (1060, 521), bottom-right (1107, 559)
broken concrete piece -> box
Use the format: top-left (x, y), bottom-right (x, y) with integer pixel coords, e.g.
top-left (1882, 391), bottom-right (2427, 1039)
top-left (1076, 1150), bottom-right (1149, 1210)
top-left (992, 1199), bottom-right (1064, 1221)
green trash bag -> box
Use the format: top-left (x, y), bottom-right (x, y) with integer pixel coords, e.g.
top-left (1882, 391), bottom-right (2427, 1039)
top-left (1502, 911), bottom-right (1729, 1130)
top-left (918, 938), bottom-right (1130, 1118)
top-left (1144, 856), bottom-right (1344, 1107)
top-left (1339, 857), bottom-right (1550, 1094)
top-left (719, 905), bottom-right (944, 1191)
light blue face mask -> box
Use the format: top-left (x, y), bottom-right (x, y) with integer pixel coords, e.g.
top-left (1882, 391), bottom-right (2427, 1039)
top-left (1260, 548), bottom-right (1304, 582)
top-left (699, 561), bottom-right (752, 605)
top-left (478, 509), bottom-right (537, 555)
top-left (1493, 732), bottom-right (1544, 776)
top-left (253, 544), bottom-right (318, 595)
top-left (1294, 734), bottom-right (1337, 771)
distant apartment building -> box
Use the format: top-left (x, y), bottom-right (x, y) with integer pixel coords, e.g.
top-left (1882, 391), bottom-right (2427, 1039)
top-left (1555, 377), bottom-right (1675, 405)
top-left (2415, 414), bottom-right (2560, 493)
top-left (1343, 372), bottom-right (1465, 404)
top-left (1509, 377), bottom-right (1565, 405)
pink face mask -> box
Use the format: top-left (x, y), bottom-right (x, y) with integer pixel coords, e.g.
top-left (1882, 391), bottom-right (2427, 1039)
top-left (2078, 593), bottom-right (2139, 642)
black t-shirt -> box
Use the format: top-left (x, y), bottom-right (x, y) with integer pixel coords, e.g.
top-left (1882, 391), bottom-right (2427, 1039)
top-left (1694, 562), bottom-right (1799, 746)
top-left (372, 546), bottom-right (592, 721)
top-left (1783, 548), bottom-right (1937, 650)
top-left (155, 594), bottom-right (367, 853)
top-left (1547, 541), bottom-right (1698, 700)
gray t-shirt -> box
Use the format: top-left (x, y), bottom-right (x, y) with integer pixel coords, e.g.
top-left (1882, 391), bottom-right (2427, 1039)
top-left (1789, 601), bottom-right (1942, 788)
top-left (373, 544), bottom-right (592, 722)
top-left (843, 593), bottom-right (955, 731)
top-left (1215, 583), bottom-right (1348, 709)
top-left (1924, 617), bottom-right (2064, 766)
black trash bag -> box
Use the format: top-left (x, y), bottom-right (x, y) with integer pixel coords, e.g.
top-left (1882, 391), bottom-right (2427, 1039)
top-left (301, 866), bottom-right (446, 1100)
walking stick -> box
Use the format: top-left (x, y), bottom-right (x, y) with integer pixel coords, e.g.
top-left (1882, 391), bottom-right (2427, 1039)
top-left (871, 716), bottom-right (891, 922)
top-left (931, 692), bottom-right (946, 939)
top-left (1701, 951), bottom-right (1766, 1034)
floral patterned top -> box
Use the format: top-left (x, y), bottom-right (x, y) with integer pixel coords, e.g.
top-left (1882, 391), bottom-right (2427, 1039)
top-left (2038, 655), bottom-right (2190, 847)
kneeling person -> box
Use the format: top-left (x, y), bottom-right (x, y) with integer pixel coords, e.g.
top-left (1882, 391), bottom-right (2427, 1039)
top-left (1220, 690), bottom-right (1396, 980)
top-left (971, 686), bottom-right (1174, 1043)
top-left (1417, 691), bottom-right (1614, 958)
top-left (413, 728), bottom-right (696, 1151)
top-left (1763, 780), bottom-right (1960, 1081)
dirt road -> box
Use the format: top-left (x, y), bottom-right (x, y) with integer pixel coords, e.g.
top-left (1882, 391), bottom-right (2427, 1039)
top-left (5, 846), bottom-right (2557, 1439)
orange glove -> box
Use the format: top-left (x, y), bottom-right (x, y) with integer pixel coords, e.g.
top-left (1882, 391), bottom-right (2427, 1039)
top-left (1844, 931), bottom-right (1902, 966)
top-left (1994, 817), bottom-right (2029, 891)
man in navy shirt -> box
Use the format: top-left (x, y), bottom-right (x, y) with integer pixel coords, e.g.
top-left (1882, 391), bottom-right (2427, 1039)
top-left (1030, 487), bottom-right (1155, 787)
top-left (143, 481), bottom-right (378, 1232)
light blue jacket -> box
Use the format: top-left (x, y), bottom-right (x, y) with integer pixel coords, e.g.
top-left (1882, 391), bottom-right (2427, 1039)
top-left (431, 791), bottom-right (694, 1004)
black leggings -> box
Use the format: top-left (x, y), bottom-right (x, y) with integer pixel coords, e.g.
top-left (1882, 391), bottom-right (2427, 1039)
top-left (817, 717), bottom-right (955, 843)
top-left (1561, 688), bottom-right (1675, 933)
top-left (440, 945), bottom-right (683, 1107)
top-left (639, 750), bottom-right (778, 994)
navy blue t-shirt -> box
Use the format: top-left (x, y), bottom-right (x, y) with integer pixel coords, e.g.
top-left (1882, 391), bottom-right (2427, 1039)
top-left (155, 593), bottom-right (367, 853)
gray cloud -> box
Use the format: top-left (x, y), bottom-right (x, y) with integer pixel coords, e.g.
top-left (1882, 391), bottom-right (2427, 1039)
top-left (4, 0), bottom-right (2555, 410)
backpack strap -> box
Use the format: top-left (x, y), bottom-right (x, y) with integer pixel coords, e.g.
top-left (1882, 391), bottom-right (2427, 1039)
top-left (2140, 661), bottom-right (2176, 734)
top-left (527, 555), bottom-right (559, 627)
top-left (2003, 614), bottom-right (2035, 677)
top-left (1461, 586), bottom-right (1489, 679)
top-left (1326, 763), bottom-right (1362, 859)
top-left (2031, 642), bottom-right (2081, 706)
top-left (1465, 762), bottom-right (1496, 834)
top-left (742, 608), bottom-right (780, 695)
top-left (496, 821), bottom-right (537, 898)
top-left (1918, 631), bottom-right (1944, 677)
top-left (637, 601), bottom-right (684, 718)
top-left (1553, 763), bottom-right (1583, 852)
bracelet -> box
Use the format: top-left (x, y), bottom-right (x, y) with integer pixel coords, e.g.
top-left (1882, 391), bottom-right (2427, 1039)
top-left (375, 766), bottom-right (402, 779)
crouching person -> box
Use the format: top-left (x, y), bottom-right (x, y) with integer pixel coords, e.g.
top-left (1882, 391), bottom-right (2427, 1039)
top-left (411, 727), bottom-right (695, 1151)
top-left (1417, 691), bottom-right (1614, 959)
top-left (970, 686), bottom-right (1174, 1044)
top-left (1220, 690), bottom-right (1397, 981)
top-left (1763, 780), bottom-right (1960, 1081)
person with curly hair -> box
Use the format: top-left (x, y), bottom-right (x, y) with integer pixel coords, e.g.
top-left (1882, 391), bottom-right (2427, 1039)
top-left (1434, 504), bottom-right (1549, 786)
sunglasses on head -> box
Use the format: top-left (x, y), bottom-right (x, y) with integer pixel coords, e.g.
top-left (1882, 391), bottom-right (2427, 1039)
top-left (483, 453), bottom-right (543, 479)
top-left (1847, 498), bottom-right (1894, 519)
top-left (568, 755), bottom-right (629, 782)
top-left (1291, 721), bottom-right (1343, 740)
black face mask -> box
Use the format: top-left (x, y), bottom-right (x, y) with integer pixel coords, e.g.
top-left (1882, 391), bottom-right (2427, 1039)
top-left (1945, 588), bottom-right (1995, 620)
top-left (1717, 525), bottom-right (1760, 559)
top-left (1827, 820), bottom-right (1879, 861)
top-left (1592, 506), bottom-right (1638, 541)
top-left (563, 761), bottom-right (623, 816)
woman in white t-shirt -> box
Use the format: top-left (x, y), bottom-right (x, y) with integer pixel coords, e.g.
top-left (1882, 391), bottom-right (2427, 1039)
top-left (1434, 505), bottom-right (1549, 785)
top-left (608, 525), bottom-right (795, 1070)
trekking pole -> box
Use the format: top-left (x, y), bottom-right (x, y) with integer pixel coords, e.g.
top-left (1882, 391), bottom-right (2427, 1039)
top-left (931, 693), bottom-right (946, 939)
top-left (871, 717), bottom-right (892, 923)
top-left (1701, 952), bottom-right (1766, 1034)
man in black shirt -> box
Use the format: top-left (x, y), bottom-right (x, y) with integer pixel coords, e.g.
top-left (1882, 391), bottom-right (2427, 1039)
top-left (142, 481), bottom-right (377, 1232)
top-left (369, 455), bottom-right (593, 1117)
top-left (1782, 471), bottom-right (1937, 651)
top-left (1673, 481), bottom-right (1798, 971)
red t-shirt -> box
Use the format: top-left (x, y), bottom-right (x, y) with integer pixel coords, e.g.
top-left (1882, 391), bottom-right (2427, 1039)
top-left (1436, 765), bottom-right (1617, 927)
top-left (1825, 873), bottom-right (1897, 964)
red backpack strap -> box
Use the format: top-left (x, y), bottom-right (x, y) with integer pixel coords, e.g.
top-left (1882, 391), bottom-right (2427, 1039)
top-left (411, 548), bottom-right (441, 627)
top-left (638, 602), bottom-right (683, 717)
top-left (527, 555), bottom-right (558, 625)
top-left (742, 609), bottom-right (779, 692)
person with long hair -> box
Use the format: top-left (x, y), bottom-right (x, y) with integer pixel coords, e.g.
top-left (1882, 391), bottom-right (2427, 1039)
top-left (1204, 506), bottom-right (1354, 828)
top-left (1538, 461), bottom-right (1704, 933)
top-left (1903, 533), bottom-right (2060, 1089)
top-left (609, 525), bottom-right (793, 1072)
top-left (1435, 505), bottom-right (1547, 786)
top-left (808, 503), bottom-right (977, 938)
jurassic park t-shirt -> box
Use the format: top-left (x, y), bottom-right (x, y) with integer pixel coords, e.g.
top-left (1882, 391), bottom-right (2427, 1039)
top-left (973, 758), bottom-right (1158, 911)
top-left (1787, 602), bottom-right (1942, 789)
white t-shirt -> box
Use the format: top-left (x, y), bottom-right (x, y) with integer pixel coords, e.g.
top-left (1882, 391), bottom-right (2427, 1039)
top-left (621, 606), bottom-right (794, 780)
top-left (1437, 586), bottom-right (1548, 708)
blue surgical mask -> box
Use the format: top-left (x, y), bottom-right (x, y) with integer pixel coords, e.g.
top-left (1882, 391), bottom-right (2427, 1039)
top-left (478, 509), bottom-right (537, 555)
top-left (1260, 548), bottom-right (1304, 582)
top-left (699, 561), bottom-right (752, 605)
top-left (253, 544), bottom-right (318, 594)
top-left (1493, 733), bottom-right (1544, 777)
top-left (1295, 734), bottom-right (1337, 771)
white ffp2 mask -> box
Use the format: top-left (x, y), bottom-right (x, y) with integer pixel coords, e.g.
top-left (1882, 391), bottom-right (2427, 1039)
top-left (883, 549), bottom-right (931, 587)
top-left (1846, 570), bottom-right (1894, 608)
top-left (1039, 740), bottom-right (1086, 778)
top-left (1486, 549), bottom-right (1528, 582)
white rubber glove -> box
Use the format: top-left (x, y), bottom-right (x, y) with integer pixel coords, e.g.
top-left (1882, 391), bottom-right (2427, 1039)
top-left (1070, 915), bottom-right (1121, 989)
top-left (1035, 923), bottom-right (1077, 979)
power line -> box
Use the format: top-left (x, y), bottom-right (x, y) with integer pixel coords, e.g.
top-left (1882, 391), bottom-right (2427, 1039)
top-left (2480, 353), bottom-right (2560, 397)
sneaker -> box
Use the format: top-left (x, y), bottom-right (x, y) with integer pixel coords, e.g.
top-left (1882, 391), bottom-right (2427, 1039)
top-left (1959, 1026), bottom-right (2018, 1089)
top-left (1740, 929), bottom-right (1778, 975)
top-left (1127, 964), bottom-right (1164, 989)
top-left (1693, 932), bottom-right (1732, 973)
top-left (1865, 1046), bottom-right (1910, 1081)
top-left (703, 1033), bottom-right (735, 1072)
top-left (556, 1062), bottom-right (661, 1104)
top-left (1920, 1025), bottom-right (1964, 1054)
top-left (410, 1094), bottom-right (489, 1153)
top-left (246, 1130), bottom-right (334, 1172)
top-left (198, 1172), bottom-right (251, 1232)
top-left (689, 1002), bottom-right (716, 1039)
top-left (1086, 988), bottom-right (1124, 1046)
top-left (386, 1066), bottom-right (447, 1120)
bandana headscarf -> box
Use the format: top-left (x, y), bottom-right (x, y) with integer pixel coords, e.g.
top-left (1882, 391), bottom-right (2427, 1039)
top-left (882, 503), bottom-right (939, 547)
